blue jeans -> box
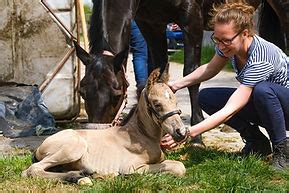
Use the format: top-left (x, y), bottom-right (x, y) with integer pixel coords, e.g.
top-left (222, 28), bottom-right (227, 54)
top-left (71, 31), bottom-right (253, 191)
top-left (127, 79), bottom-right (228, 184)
top-left (198, 81), bottom-right (289, 145)
top-left (130, 21), bottom-right (148, 88)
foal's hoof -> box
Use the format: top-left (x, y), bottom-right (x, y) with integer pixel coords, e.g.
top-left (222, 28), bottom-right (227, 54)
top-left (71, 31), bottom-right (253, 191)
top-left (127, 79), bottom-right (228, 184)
top-left (21, 170), bottom-right (28, 177)
top-left (77, 177), bottom-right (93, 186)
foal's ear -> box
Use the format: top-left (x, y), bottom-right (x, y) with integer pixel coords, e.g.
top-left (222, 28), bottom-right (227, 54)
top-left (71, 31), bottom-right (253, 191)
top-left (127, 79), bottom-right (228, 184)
top-left (73, 40), bottom-right (92, 65)
top-left (146, 68), bottom-right (160, 91)
top-left (158, 63), bottom-right (170, 83)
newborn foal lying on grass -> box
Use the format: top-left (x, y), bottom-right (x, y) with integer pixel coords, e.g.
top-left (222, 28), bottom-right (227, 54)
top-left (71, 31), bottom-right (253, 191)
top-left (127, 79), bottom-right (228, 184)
top-left (22, 65), bottom-right (189, 185)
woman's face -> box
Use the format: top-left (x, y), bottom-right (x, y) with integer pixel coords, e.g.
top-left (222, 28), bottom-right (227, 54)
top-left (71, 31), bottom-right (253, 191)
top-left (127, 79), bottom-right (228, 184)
top-left (212, 22), bottom-right (243, 57)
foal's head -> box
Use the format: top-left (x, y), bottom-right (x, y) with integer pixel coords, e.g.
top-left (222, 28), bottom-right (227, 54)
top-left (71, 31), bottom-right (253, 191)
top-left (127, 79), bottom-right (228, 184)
top-left (142, 64), bottom-right (189, 143)
top-left (74, 41), bottom-right (124, 123)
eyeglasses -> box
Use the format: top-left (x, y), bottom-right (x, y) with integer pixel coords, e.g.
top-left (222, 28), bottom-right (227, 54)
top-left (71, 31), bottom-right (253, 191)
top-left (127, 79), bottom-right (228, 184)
top-left (210, 30), bottom-right (243, 46)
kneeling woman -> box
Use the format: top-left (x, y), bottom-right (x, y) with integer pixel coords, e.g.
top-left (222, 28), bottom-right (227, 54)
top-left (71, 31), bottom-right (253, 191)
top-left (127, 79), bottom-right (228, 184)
top-left (161, 1), bottom-right (289, 170)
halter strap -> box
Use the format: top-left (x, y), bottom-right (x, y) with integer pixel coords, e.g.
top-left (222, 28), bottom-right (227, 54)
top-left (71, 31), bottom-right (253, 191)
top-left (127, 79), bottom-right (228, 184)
top-left (144, 89), bottom-right (182, 122)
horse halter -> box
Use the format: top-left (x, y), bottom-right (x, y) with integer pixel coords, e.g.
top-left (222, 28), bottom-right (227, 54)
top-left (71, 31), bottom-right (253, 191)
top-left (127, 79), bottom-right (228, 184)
top-left (144, 89), bottom-right (182, 122)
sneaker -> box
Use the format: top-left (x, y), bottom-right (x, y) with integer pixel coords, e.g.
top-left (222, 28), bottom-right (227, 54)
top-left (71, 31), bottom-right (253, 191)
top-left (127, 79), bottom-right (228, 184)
top-left (272, 140), bottom-right (287, 170)
top-left (284, 137), bottom-right (289, 166)
top-left (240, 126), bottom-right (272, 156)
top-left (241, 137), bottom-right (272, 156)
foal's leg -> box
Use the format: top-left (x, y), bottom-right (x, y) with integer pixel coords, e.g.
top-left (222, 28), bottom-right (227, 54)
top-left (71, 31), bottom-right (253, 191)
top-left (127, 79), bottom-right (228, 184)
top-left (22, 153), bottom-right (84, 182)
top-left (22, 133), bottom-right (88, 182)
top-left (134, 160), bottom-right (186, 176)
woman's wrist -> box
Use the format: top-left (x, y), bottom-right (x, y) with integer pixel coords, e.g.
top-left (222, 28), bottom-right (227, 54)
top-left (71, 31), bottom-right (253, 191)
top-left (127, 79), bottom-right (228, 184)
top-left (168, 81), bottom-right (178, 93)
top-left (172, 81), bottom-right (182, 92)
top-left (188, 126), bottom-right (198, 138)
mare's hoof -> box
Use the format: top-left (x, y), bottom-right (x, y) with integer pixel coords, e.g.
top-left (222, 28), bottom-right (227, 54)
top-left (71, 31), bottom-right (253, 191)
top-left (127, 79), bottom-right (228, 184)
top-left (188, 135), bottom-right (206, 149)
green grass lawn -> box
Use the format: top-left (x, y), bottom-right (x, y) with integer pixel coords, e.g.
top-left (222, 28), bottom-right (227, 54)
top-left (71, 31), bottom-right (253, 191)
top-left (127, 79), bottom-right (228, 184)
top-left (169, 46), bottom-right (233, 71)
top-left (1, 145), bottom-right (289, 192)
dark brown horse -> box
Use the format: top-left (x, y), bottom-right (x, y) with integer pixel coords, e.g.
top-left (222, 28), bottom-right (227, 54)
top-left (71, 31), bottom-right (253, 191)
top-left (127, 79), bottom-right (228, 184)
top-left (258, 0), bottom-right (289, 51)
top-left (75, 0), bottom-right (289, 137)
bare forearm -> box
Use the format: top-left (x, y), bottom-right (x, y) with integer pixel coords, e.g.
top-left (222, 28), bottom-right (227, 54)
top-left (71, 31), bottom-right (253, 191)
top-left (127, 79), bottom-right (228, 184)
top-left (189, 107), bottom-right (234, 137)
top-left (189, 85), bottom-right (253, 137)
top-left (172, 64), bottom-right (216, 90)
top-left (171, 55), bottom-right (227, 92)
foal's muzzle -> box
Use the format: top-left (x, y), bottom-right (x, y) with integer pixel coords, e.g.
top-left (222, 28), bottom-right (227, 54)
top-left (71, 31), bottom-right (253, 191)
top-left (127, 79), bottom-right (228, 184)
top-left (172, 126), bottom-right (190, 143)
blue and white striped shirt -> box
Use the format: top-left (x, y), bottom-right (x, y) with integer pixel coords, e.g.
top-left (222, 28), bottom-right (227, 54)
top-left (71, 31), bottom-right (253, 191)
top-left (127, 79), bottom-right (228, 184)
top-left (216, 35), bottom-right (289, 88)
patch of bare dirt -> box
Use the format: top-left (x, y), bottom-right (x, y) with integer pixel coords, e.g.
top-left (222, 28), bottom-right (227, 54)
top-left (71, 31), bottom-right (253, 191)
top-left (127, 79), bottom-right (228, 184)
top-left (0, 135), bottom-right (47, 155)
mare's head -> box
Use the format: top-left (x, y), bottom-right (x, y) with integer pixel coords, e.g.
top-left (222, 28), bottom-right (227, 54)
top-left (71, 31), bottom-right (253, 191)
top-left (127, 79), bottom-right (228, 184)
top-left (140, 64), bottom-right (189, 143)
top-left (74, 41), bottom-right (124, 123)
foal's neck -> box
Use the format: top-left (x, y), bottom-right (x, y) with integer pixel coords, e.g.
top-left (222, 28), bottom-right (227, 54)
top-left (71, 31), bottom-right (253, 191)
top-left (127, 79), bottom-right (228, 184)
top-left (131, 104), bottom-right (162, 140)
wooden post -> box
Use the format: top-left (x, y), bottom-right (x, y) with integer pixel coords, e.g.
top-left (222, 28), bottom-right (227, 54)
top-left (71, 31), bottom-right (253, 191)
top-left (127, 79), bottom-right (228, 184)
top-left (76, 0), bottom-right (89, 51)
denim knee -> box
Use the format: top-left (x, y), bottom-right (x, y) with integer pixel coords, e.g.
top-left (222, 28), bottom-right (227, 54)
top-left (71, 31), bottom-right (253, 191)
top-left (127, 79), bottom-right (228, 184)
top-left (198, 88), bottom-right (223, 115)
top-left (198, 87), bottom-right (235, 115)
top-left (252, 81), bottom-right (272, 103)
top-left (252, 81), bottom-right (288, 144)
top-left (198, 88), bottom-right (211, 111)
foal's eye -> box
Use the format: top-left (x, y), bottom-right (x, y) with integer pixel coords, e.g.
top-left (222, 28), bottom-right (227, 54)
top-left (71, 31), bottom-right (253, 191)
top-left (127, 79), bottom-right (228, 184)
top-left (153, 103), bottom-right (163, 111)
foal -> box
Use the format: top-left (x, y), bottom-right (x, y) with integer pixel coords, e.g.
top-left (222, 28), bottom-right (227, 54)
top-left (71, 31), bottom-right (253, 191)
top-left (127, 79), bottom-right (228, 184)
top-left (22, 65), bottom-right (189, 185)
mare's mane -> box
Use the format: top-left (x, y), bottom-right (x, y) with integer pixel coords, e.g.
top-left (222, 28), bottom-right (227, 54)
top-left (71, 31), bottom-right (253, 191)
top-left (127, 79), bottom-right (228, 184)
top-left (89, 0), bottom-right (110, 54)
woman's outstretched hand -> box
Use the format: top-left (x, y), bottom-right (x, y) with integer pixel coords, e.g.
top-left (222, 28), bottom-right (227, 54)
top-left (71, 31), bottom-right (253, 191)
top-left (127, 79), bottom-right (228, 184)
top-left (160, 133), bottom-right (178, 149)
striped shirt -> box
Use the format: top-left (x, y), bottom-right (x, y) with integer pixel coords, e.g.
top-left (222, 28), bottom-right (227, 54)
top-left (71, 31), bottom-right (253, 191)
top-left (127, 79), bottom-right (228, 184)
top-left (216, 35), bottom-right (289, 88)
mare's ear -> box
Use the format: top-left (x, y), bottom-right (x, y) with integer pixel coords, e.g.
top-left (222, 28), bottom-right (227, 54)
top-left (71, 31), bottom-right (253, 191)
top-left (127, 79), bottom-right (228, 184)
top-left (73, 40), bottom-right (92, 65)
top-left (146, 68), bottom-right (161, 91)
top-left (158, 63), bottom-right (170, 83)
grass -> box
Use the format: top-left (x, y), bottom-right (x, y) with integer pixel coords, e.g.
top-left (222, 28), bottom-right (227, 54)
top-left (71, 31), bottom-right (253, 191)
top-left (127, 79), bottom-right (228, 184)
top-left (1, 145), bottom-right (289, 192)
top-left (169, 46), bottom-right (233, 71)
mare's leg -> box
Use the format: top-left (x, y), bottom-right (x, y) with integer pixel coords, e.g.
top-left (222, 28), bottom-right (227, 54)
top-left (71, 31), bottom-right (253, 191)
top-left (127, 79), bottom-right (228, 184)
top-left (181, 4), bottom-right (204, 145)
top-left (134, 160), bottom-right (186, 176)
top-left (259, 0), bottom-right (285, 50)
top-left (22, 130), bottom-right (88, 183)
top-left (134, 20), bottom-right (168, 73)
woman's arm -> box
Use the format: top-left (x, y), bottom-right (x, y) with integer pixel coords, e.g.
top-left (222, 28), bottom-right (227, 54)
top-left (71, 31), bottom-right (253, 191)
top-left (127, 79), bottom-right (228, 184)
top-left (169, 54), bottom-right (228, 92)
top-left (189, 84), bottom-right (253, 137)
top-left (161, 84), bottom-right (253, 149)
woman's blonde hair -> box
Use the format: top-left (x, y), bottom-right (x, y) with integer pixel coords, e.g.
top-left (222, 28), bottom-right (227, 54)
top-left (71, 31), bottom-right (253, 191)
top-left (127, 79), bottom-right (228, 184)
top-left (209, 0), bottom-right (256, 36)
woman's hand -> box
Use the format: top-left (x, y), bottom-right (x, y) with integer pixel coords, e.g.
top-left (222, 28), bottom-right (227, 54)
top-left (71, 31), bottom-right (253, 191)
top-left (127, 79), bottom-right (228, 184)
top-left (167, 81), bottom-right (178, 93)
top-left (160, 134), bottom-right (178, 149)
